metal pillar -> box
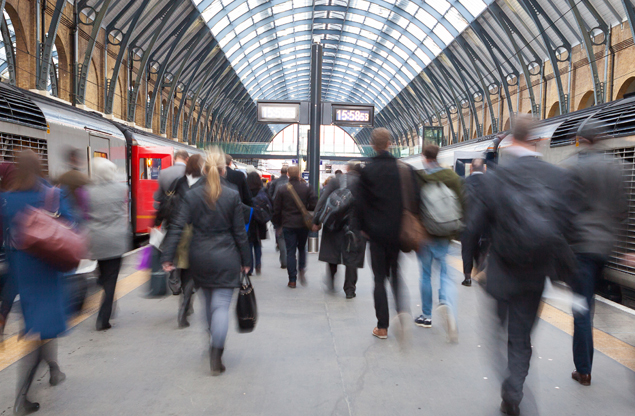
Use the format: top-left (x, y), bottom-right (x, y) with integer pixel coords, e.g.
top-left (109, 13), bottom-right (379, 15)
top-left (308, 42), bottom-right (322, 194)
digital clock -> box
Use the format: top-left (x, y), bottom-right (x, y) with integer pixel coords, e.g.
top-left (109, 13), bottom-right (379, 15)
top-left (331, 104), bottom-right (374, 127)
top-left (257, 102), bottom-right (301, 123)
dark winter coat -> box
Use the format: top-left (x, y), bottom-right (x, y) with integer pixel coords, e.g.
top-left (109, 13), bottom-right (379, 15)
top-left (272, 177), bottom-right (317, 229)
top-left (248, 187), bottom-right (269, 243)
top-left (162, 184), bottom-right (251, 289)
top-left (267, 174), bottom-right (289, 202)
top-left (313, 172), bottom-right (366, 267)
top-left (226, 167), bottom-right (253, 206)
top-left (1, 185), bottom-right (74, 339)
top-left (357, 151), bottom-right (403, 244)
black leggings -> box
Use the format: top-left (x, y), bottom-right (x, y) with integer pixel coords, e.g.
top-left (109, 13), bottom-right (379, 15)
top-left (97, 257), bottom-right (123, 327)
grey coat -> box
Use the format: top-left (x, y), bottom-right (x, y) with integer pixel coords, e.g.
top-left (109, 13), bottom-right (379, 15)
top-left (162, 185), bottom-right (251, 289)
top-left (563, 149), bottom-right (629, 256)
top-left (86, 182), bottom-right (131, 260)
top-left (153, 162), bottom-right (186, 208)
top-left (313, 172), bottom-right (366, 267)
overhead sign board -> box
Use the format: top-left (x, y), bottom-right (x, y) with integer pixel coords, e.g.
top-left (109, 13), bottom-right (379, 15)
top-left (322, 103), bottom-right (374, 127)
top-left (257, 101), bottom-right (310, 124)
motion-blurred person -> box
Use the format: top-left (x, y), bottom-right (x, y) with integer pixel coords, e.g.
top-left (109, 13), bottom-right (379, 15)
top-left (162, 149), bottom-right (250, 376)
top-left (357, 128), bottom-right (411, 339)
top-left (461, 158), bottom-right (488, 287)
top-left (2, 151), bottom-right (70, 415)
top-left (57, 148), bottom-right (89, 219)
top-left (415, 145), bottom-right (463, 343)
top-left (272, 166), bottom-right (317, 288)
top-left (268, 167), bottom-right (289, 269)
top-left (247, 171), bottom-right (272, 276)
top-left (85, 157), bottom-right (130, 331)
top-left (313, 162), bottom-right (366, 298)
top-left (154, 150), bottom-right (189, 295)
top-left (225, 154), bottom-right (252, 206)
top-left (0, 155), bottom-right (17, 338)
top-left (464, 117), bottom-right (576, 415)
top-left (563, 120), bottom-right (628, 386)
top-left (171, 154), bottom-right (204, 328)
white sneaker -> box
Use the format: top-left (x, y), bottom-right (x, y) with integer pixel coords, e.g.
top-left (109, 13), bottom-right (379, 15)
top-left (437, 304), bottom-right (458, 344)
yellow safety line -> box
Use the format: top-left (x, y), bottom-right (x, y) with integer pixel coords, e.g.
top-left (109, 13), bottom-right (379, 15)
top-left (448, 255), bottom-right (635, 371)
top-left (0, 270), bottom-right (150, 372)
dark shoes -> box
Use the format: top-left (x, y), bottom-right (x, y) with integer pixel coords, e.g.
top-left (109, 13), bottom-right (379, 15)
top-left (572, 371), bottom-right (591, 386)
top-left (414, 315), bottom-right (432, 328)
top-left (461, 278), bottom-right (472, 287)
top-left (210, 347), bottom-right (226, 376)
top-left (95, 321), bottom-right (112, 331)
top-left (13, 399), bottom-right (39, 416)
top-left (298, 269), bottom-right (307, 286)
top-left (288, 281), bottom-right (296, 289)
top-left (48, 363), bottom-right (66, 386)
top-left (500, 400), bottom-right (520, 415)
top-left (345, 293), bottom-right (356, 299)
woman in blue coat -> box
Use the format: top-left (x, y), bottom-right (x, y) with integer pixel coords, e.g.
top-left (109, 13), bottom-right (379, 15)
top-left (2, 150), bottom-right (73, 415)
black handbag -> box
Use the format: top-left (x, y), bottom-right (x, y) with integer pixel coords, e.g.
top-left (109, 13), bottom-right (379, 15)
top-left (236, 273), bottom-right (257, 332)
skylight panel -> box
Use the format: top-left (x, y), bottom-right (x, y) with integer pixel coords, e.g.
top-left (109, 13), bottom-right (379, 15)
top-left (235, 19), bottom-right (252, 35)
top-left (227, 42), bottom-right (241, 58)
top-left (359, 29), bottom-right (378, 42)
top-left (365, 17), bottom-right (384, 30)
top-left (415, 48), bottom-right (431, 65)
top-left (400, 35), bottom-right (417, 52)
top-left (228, 3), bottom-right (250, 21)
top-left (351, 0), bottom-right (371, 12)
top-left (432, 23), bottom-right (453, 45)
top-left (344, 25), bottom-right (362, 35)
top-left (423, 37), bottom-right (441, 55)
top-left (393, 45), bottom-right (409, 60)
top-left (272, 1), bottom-right (293, 14)
top-left (459, 0), bottom-right (487, 17)
top-left (211, 16), bottom-right (230, 36)
top-left (400, 1), bottom-right (419, 16)
top-left (275, 15), bottom-right (294, 26)
top-left (242, 30), bottom-right (257, 43)
top-left (387, 54), bottom-right (401, 68)
top-left (202, 1), bottom-right (223, 23)
top-left (219, 31), bottom-right (236, 48)
top-left (349, 14), bottom-right (364, 23)
top-left (445, 7), bottom-right (468, 31)
top-left (357, 39), bottom-right (373, 50)
top-left (426, 0), bottom-right (450, 15)
top-left (415, 8), bottom-right (436, 29)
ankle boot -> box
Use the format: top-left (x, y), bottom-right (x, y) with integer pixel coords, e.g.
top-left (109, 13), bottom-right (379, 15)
top-left (209, 347), bottom-right (225, 376)
top-left (48, 363), bottom-right (66, 386)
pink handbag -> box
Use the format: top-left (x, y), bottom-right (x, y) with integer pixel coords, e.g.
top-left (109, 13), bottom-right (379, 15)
top-left (12, 187), bottom-right (86, 271)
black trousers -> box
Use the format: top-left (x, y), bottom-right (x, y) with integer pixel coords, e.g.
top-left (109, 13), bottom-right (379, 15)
top-left (97, 257), bottom-right (123, 327)
top-left (497, 290), bottom-right (542, 406)
top-left (462, 236), bottom-right (489, 275)
top-left (370, 241), bottom-right (406, 329)
top-left (328, 264), bottom-right (358, 296)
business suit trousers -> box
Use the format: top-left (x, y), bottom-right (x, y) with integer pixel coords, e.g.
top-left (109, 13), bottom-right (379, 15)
top-left (328, 264), bottom-right (358, 296)
top-left (97, 257), bottom-right (123, 327)
top-left (497, 290), bottom-right (542, 406)
top-left (370, 241), bottom-right (406, 329)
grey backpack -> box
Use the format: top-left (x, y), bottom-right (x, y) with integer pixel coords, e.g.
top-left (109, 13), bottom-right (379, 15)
top-left (420, 179), bottom-right (463, 237)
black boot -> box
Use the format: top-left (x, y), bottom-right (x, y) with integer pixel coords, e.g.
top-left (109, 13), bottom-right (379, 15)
top-left (48, 362), bottom-right (66, 386)
top-left (461, 273), bottom-right (472, 287)
top-left (209, 347), bottom-right (226, 376)
top-left (178, 280), bottom-right (194, 328)
top-left (14, 350), bottom-right (41, 415)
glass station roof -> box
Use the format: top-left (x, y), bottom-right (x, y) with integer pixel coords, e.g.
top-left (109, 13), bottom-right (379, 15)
top-left (194, 0), bottom-right (490, 110)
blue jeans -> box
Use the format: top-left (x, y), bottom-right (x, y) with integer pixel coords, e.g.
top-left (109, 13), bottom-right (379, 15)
top-left (249, 242), bottom-right (262, 275)
top-left (283, 228), bottom-right (309, 282)
top-left (572, 253), bottom-right (606, 375)
top-left (417, 238), bottom-right (456, 319)
top-left (201, 288), bottom-right (234, 349)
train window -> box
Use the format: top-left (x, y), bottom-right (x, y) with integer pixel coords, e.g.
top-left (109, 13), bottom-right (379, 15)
top-left (0, 133), bottom-right (49, 175)
top-left (139, 158), bottom-right (162, 180)
top-left (93, 151), bottom-right (107, 158)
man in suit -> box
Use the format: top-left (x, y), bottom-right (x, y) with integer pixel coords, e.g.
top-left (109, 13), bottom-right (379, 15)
top-left (225, 154), bottom-right (252, 206)
top-left (357, 128), bottom-right (411, 340)
top-left (460, 158), bottom-right (488, 287)
top-left (463, 117), bottom-right (577, 415)
top-left (268, 167), bottom-right (289, 268)
top-left (154, 150), bottom-right (189, 210)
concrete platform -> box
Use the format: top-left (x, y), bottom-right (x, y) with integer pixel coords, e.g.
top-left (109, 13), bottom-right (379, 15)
top-left (1, 238), bottom-right (635, 415)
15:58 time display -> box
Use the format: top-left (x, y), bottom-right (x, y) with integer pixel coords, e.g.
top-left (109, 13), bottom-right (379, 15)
top-left (335, 109), bottom-right (371, 122)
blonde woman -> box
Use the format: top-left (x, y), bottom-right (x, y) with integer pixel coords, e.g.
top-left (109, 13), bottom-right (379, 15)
top-left (162, 149), bottom-right (250, 375)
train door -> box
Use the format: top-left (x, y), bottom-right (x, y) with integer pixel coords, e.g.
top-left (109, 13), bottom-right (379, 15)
top-left (88, 134), bottom-right (110, 176)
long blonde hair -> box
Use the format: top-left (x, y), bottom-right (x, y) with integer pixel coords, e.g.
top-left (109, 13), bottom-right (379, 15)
top-left (204, 148), bottom-right (226, 207)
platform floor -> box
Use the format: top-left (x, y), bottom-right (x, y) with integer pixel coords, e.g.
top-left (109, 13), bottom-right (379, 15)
top-left (1, 238), bottom-right (635, 415)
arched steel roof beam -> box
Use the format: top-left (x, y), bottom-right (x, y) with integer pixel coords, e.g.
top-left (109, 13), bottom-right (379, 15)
top-left (426, 66), bottom-right (468, 141)
top-left (1, 12), bottom-right (16, 86)
top-left (104, 0), bottom-right (152, 114)
top-left (36, 0), bottom-right (67, 91)
top-left (418, 72), bottom-right (457, 143)
top-left (440, 52), bottom-right (482, 137)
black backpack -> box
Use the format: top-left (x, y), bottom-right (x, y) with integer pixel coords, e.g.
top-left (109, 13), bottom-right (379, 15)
top-left (253, 190), bottom-right (273, 224)
top-left (155, 178), bottom-right (181, 226)
top-left (489, 165), bottom-right (565, 270)
top-left (319, 175), bottom-right (354, 232)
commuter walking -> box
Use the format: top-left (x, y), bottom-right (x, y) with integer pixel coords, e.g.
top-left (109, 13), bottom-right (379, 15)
top-left (357, 128), bottom-right (411, 339)
top-left (460, 158), bottom-right (488, 287)
top-left (0, 157), bottom-right (16, 338)
top-left (170, 154), bottom-right (205, 328)
top-left (162, 149), bottom-right (250, 376)
top-left (85, 158), bottom-right (131, 331)
top-left (272, 166), bottom-right (317, 288)
top-left (463, 117), bottom-right (577, 415)
top-left (56, 148), bottom-right (90, 219)
top-left (2, 151), bottom-right (70, 415)
top-left (563, 120), bottom-right (628, 386)
top-left (154, 150), bottom-right (189, 295)
top-left (415, 145), bottom-right (463, 343)
top-left (225, 154), bottom-right (252, 206)
top-left (247, 171), bottom-right (271, 276)
top-left (268, 167), bottom-right (289, 269)
top-left (313, 162), bottom-right (366, 298)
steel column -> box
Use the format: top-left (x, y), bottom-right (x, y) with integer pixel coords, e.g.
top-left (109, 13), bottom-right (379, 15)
top-left (309, 42), bottom-right (323, 193)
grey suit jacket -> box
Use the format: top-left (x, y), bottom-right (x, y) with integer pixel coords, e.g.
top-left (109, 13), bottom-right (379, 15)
top-left (153, 163), bottom-right (186, 208)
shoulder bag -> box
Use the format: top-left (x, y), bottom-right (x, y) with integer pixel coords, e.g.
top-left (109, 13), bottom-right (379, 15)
top-left (286, 183), bottom-right (314, 229)
top-left (397, 162), bottom-right (428, 253)
top-left (12, 186), bottom-right (86, 272)
top-left (236, 272), bottom-right (257, 332)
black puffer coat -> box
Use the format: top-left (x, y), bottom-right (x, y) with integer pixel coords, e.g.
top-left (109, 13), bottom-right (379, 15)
top-left (313, 172), bottom-right (366, 268)
top-left (162, 184), bottom-right (251, 288)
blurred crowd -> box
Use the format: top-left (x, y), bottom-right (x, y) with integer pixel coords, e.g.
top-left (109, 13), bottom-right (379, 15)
top-left (0, 115), bottom-right (631, 415)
